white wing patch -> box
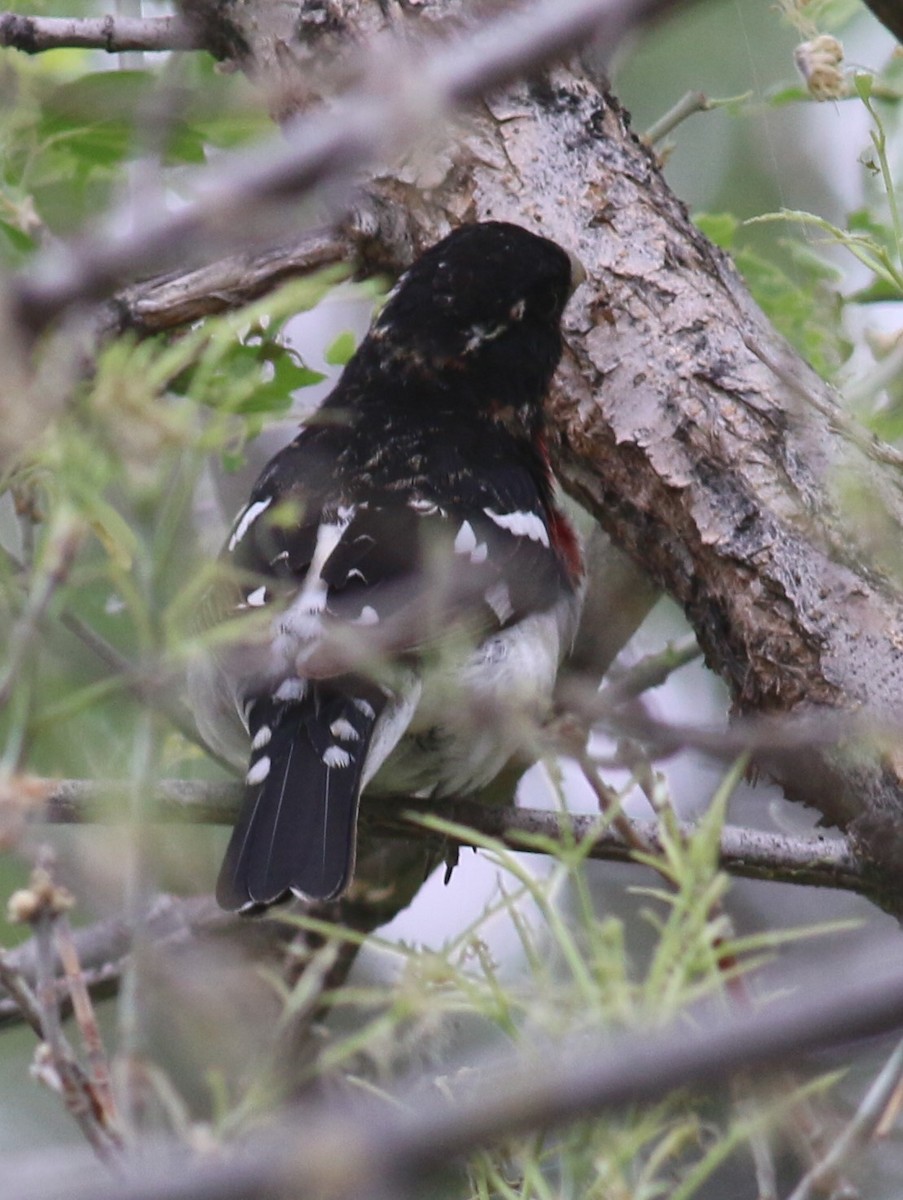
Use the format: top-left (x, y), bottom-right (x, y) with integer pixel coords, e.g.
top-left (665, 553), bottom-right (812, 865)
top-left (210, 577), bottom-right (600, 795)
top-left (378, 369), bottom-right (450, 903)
top-left (228, 497), bottom-right (273, 552)
top-left (483, 507), bottom-right (550, 547)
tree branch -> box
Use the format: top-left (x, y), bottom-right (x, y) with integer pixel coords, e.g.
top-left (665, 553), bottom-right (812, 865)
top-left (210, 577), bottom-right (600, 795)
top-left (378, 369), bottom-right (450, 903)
top-left (102, 227), bottom-right (353, 337)
top-left (0, 12), bottom-right (201, 54)
top-left (2, 778), bottom-right (867, 895)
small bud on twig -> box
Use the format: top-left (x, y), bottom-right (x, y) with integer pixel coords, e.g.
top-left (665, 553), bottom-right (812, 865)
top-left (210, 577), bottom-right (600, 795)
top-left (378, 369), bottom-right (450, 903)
top-left (7, 866), bottom-right (75, 925)
top-left (794, 35), bottom-right (847, 101)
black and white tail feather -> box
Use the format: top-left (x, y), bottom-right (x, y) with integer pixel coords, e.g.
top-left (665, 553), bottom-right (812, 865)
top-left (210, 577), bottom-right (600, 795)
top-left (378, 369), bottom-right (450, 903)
top-left (217, 690), bottom-right (385, 910)
top-left (191, 221), bottom-right (586, 913)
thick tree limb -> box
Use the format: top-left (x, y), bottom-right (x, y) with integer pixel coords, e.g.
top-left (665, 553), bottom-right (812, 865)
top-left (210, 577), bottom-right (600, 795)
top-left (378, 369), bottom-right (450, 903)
top-left (0, 12), bottom-right (200, 54)
top-left (7, 949), bottom-right (903, 1200)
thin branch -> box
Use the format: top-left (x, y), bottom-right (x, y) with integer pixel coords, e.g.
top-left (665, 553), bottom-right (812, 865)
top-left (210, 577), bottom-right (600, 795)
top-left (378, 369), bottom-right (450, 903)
top-left (592, 634), bottom-right (702, 710)
top-left (642, 89), bottom-right (710, 144)
top-left (0, 892), bottom-right (267, 1027)
top-left (104, 227), bottom-right (352, 336)
top-left (561, 674), bottom-right (903, 764)
top-left (0, 948), bottom-right (46, 1038)
top-left (786, 1034), bottom-right (903, 1200)
top-left (6, 864), bottom-right (123, 1159)
top-left (8, 950), bottom-right (903, 1200)
top-left (3, 778), bottom-right (867, 894)
top-left (0, 12), bottom-right (201, 54)
top-left (11, 0), bottom-right (682, 332)
top-left (55, 914), bottom-right (117, 1124)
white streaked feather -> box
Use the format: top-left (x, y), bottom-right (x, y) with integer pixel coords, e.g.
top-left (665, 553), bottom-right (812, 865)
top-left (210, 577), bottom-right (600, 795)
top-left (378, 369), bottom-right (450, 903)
top-left (279, 511), bottom-right (354, 640)
top-left (228, 497), bottom-right (272, 552)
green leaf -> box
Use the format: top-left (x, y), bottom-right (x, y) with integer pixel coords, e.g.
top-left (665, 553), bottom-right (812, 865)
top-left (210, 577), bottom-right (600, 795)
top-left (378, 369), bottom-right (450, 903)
top-left (854, 71), bottom-right (874, 103)
top-left (765, 84), bottom-right (811, 107)
top-left (693, 211), bottom-right (738, 250)
top-left (850, 277), bottom-right (903, 304)
top-left (324, 330), bottom-right (357, 366)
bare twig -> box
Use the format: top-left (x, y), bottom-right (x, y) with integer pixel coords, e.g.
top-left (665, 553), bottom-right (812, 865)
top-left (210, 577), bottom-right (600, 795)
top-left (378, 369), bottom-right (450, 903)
top-left (0, 893), bottom-right (245, 1027)
top-left (56, 914), bottom-right (117, 1124)
top-left (6, 863), bottom-right (123, 1159)
top-left (0, 948), bottom-right (46, 1038)
top-left (561, 675), bottom-right (903, 764)
top-left (11, 0), bottom-right (681, 332)
top-left (593, 635), bottom-right (702, 710)
top-left (0, 12), bottom-right (200, 54)
top-left (642, 89), bottom-right (710, 144)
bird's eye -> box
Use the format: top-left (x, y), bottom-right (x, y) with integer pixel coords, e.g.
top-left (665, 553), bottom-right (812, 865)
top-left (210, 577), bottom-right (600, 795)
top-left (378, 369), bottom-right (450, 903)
top-left (528, 284), bottom-right (566, 321)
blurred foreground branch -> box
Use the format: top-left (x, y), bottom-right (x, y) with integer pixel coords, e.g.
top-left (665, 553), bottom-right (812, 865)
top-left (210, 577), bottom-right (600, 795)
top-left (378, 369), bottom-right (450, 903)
top-left (7, 946), bottom-right (903, 1200)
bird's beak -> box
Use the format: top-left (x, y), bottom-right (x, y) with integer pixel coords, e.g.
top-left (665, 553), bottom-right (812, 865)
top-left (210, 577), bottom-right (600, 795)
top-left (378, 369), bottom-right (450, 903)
top-left (567, 249), bottom-right (587, 295)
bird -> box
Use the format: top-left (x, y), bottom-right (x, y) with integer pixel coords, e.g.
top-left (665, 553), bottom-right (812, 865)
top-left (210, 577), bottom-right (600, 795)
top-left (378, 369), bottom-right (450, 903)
top-left (189, 220), bottom-right (586, 913)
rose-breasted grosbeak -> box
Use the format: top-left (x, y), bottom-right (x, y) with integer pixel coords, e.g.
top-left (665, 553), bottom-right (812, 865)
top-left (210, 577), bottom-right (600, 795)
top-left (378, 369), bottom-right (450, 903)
top-left (190, 221), bottom-right (585, 912)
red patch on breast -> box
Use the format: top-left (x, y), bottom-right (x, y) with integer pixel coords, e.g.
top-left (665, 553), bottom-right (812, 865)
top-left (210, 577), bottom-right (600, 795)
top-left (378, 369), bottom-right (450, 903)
top-left (549, 508), bottom-right (584, 586)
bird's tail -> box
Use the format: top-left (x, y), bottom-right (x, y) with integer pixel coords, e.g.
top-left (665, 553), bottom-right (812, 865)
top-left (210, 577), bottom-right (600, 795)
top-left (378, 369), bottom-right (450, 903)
top-left (216, 688), bottom-right (384, 912)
